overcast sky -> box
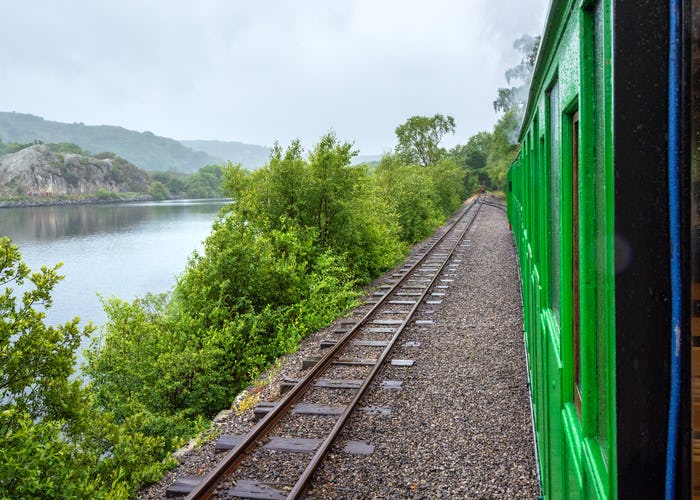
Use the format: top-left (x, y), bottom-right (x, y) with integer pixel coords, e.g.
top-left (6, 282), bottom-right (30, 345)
top-left (1, 1), bottom-right (549, 156)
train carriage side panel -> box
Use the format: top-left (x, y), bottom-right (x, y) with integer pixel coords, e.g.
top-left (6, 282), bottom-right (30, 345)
top-left (509, 0), bottom-right (618, 497)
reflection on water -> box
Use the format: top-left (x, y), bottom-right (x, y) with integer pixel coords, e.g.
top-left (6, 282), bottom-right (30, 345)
top-left (0, 199), bottom-right (228, 242)
top-left (0, 199), bottom-right (230, 336)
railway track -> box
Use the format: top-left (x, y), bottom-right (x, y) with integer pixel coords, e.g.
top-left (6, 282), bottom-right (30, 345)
top-left (167, 196), bottom-right (484, 499)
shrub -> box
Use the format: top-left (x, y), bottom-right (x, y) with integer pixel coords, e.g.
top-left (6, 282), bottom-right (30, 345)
top-left (149, 181), bottom-right (170, 200)
top-left (95, 188), bottom-right (115, 200)
top-left (0, 238), bottom-right (175, 497)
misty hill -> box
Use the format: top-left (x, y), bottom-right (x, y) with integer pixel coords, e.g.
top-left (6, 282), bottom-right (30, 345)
top-left (354, 154), bottom-right (383, 165)
top-left (0, 112), bottom-right (219, 173)
top-left (0, 144), bottom-right (150, 197)
top-left (180, 139), bottom-right (271, 169)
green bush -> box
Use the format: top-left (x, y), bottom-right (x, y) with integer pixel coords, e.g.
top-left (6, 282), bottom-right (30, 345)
top-left (0, 238), bottom-right (177, 498)
top-left (185, 171), bottom-right (222, 198)
top-left (153, 172), bottom-right (187, 196)
top-left (373, 154), bottom-right (443, 243)
top-left (149, 181), bottom-right (170, 200)
top-left (95, 188), bottom-right (116, 200)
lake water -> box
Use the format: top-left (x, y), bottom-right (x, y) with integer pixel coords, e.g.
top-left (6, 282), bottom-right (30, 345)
top-left (0, 199), bottom-right (229, 341)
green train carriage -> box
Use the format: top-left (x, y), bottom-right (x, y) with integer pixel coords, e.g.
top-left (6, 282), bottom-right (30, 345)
top-left (507, 0), bottom-right (700, 498)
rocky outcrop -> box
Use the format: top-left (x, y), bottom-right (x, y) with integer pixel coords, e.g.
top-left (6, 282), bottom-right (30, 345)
top-left (0, 145), bottom-right (150, 197)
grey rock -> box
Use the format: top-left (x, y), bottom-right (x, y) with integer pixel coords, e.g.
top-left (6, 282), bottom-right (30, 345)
top-left (0, 145), bottom-right (149, 197)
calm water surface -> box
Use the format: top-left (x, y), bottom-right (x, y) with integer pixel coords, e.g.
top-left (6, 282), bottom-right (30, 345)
top-left (1, 199), bottom-right (229, 337)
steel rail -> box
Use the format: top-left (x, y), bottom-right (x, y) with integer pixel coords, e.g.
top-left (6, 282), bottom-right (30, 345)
top-left (185, 196), bottom-right (483, 500)
top-left (480, 199), bottom-right (507, 212)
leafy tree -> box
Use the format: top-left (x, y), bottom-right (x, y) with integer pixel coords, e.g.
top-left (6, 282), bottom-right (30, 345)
top-left (186, 171), bottom-right (222, 198)
top-left (426, 157), bottom-right (468, 215)
top-left (456, 131), bottom-right (492, 171)
top-left (0, 238), bottom-right (175, 498)
top-left (306, 133), bottom-right (360, 247)
top-left (198, 164), bottom-right (224, 181)
top-left (394, 114), bottom-right (456, 167)
top-left (0, 139), bottom-right (34, 156)
top-left (373, 154), bottom-right (443, 243)
top-left (149, 181), bottom-right (170, 200)
top-left (183, 164), bottom-right (226, 198)
top-left (86, 293), bottom-right (217, 424)
top-left (486, 109), bottom-right (521, 188)
top-left (47, 142), bottom-right (92, 155)
top-left (240, 140), bottom-right (310, 228)
top-left (95, 188), bottom-right (117, 200)
top-left (153, 172), bottom-right (187, 196)
top-left (450, 131), bottom-right (493, 188)
top-left (222, 134), bottom-right (404, 280)
top-left (0, 237), bottom-right (92, 421)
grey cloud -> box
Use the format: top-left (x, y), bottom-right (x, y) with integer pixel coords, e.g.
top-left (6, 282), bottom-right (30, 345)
top-left (1, 0), bottom-right (548, 154)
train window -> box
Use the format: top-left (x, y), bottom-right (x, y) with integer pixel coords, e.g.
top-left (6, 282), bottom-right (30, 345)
top-left (572, 110), bottom-right (582, 416)
top-left (549, 80), bottom-right (561, 326)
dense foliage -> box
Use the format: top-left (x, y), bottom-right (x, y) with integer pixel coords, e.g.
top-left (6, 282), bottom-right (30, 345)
top-left (0, 137), bottom-right (38, 156)
top-left (394, 113), bottom-right (456, 167)
top-left (0, 237), bottom-right (176, 498)
top-left (151, 165), bottom-right (224, 199)
top-left (2, 119), bottom-right (474, 495)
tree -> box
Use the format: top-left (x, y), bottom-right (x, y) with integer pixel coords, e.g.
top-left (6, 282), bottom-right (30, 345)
top-left (0, 237), bottom-right (93, 421)
top-left (198, 164), bottom-right (224, 180)
top-left (463, 131), bottom-right (492, 170)
top-left (152, 172), bottom-right (187, 196)
top-left (450, 131), bottom-right (493, 188)
top-left (426, 157), bottom-right (468, 214)
top-left (149, 181), bottom-right (170, 200)
top-left (486, 109), bottom-right (521, 189)
top-left (306, 133), bottom-right (359, 247)
top-left (186, 171), bottom-right (222, 198)
top-left (373, 154), bottom-right (443, 243)
top-left (0, 237), bottom-right (173, 498)
top-left (394, 114), bottom-right (456, 167)
top-left (258, 140), bottom-right (309, 228)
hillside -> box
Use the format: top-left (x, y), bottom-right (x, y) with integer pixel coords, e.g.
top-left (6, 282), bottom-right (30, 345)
top-left (0, 144), bottom-right (150, 197)
top-left (0, 112), bottom-right (219, 173)
top-left (179, 139), bottom-right (270, 169)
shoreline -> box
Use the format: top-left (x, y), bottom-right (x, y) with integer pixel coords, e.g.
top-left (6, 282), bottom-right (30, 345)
top-left (0, 194), bottom-right (162, 209)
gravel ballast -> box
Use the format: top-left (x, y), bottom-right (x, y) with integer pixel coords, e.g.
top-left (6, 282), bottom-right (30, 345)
top-left (139, 198), bottom-right (541, 499)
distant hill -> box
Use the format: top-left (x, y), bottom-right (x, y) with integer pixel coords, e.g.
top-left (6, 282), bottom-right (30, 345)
top-left (0, 112), bottom-right (220, 173)
top-left (180, 139), bottom-right (270, 169)
top-left (0, 144), bottom-right (150, 197)
top-left (354, 154), bottom-right (383, 165)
